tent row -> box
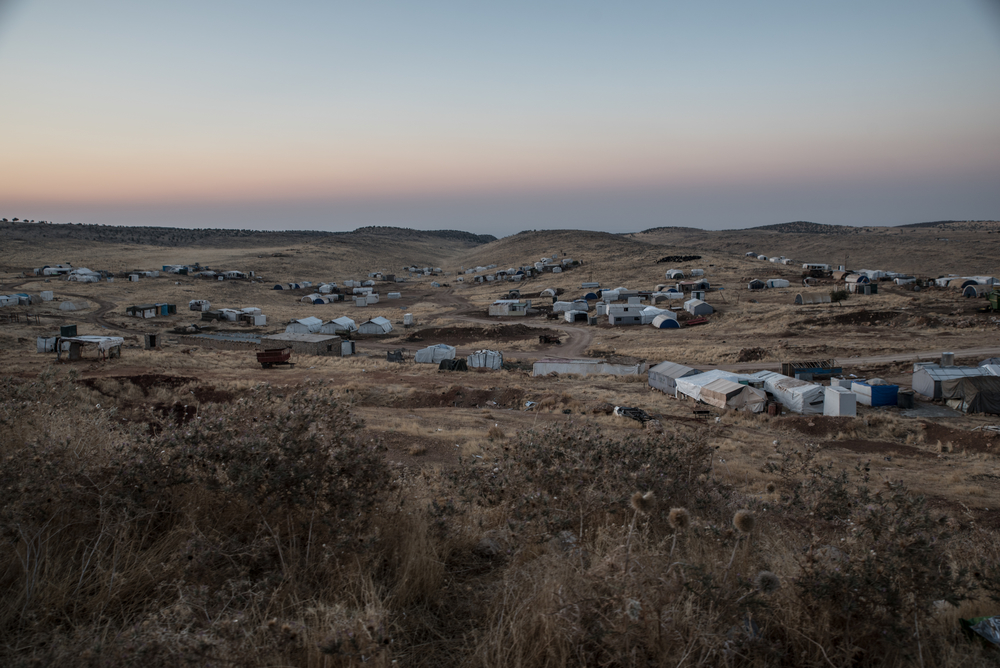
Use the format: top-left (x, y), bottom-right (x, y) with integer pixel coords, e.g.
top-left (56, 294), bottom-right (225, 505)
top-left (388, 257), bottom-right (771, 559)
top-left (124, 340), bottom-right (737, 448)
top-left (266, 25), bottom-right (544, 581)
top-left (413, 345), bottom-right (504, 370)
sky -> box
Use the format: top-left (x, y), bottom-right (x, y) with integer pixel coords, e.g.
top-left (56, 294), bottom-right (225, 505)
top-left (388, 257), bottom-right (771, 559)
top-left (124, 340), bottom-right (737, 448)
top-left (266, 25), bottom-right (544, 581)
top-left (1, 0), bottom-right (999, 235)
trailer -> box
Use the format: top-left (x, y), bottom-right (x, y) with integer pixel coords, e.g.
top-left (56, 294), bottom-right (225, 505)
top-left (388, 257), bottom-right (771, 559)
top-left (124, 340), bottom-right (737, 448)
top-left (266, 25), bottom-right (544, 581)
top-left (256, 348), bottom-right (295, 369)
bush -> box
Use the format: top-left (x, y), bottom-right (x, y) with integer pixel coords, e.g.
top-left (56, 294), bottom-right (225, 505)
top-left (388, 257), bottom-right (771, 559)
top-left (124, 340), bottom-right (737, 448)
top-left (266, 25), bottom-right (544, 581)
top-left (831, 288), bottom-right (850, 302)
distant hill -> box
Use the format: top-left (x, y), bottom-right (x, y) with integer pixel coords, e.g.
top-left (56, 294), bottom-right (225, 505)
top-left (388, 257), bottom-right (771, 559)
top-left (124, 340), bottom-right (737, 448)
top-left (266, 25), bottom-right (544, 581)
top-left (0, 221), bottom-right (496, 248)
top-left (744, 221), bottom-right (858, 234)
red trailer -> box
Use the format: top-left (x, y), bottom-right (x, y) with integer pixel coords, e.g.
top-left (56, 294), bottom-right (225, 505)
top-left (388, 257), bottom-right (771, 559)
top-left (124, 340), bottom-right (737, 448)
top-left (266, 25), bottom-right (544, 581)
top-left (256, 348), bottom-right (294, 369)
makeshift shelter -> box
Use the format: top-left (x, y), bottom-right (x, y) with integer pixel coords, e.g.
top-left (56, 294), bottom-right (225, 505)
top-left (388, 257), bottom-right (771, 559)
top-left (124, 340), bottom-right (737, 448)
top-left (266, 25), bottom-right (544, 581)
top-left (942, 376), bottom-right (1000, 414)
top-left (57, 335), bottom-right (124, 361)
top-left (262, 333), bottom-right (344, 356)
top-left (851, 381), bottom-right (899, 407)
top-left (357, 317), bottom-right (393, 335)
top-left (700, 378), bottom-right (766, 413)
top-left (467, 349), bottom-right (503, 369)
top-left (749, 370), bottom-right (825, 414)
top-left (648, 361), bottom-right (700, 395)
top-left (675, 370), bottom-right (741, 402)
top-left (794, 292), bottom-right (831, 305)
top-left (912, 364), bottom-right (986, 399)
top-left (684, 299), bottom-right (713, 316)
top-left (438, 359), bottom-right (468, 371)
top-left (564, 310), bottom-right (588, 322)
top-left (415, 344), bottom-right (456, 364)
top-left (126, 304), bottom-right (157, 318)
top-left (285, 317), bottom-right (323, 334)
top-left (747, 279), bottom-right (765, 290)
top-left (189, 299), bottom-right (211, 311)
top-left (651, 314), bottom-right (681, 329)
top-left (321, 316), bottom-right (357, 334)
top-left (765, 279), bottom-right (790, 289)
top-left (824, 386), bottom-right (857, 417)
top-left (665, 269), bottom-right (684, 279)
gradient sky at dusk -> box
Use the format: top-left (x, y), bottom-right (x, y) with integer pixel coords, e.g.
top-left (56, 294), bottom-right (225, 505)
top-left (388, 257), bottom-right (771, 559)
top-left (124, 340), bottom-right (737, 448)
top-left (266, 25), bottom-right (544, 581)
top-left (1, 1), bottom-right (999, 234)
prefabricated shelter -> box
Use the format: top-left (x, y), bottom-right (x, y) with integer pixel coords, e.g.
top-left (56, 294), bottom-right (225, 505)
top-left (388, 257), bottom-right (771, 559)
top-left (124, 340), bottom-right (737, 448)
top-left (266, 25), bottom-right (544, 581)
top-left (532, 358), bottom-right (648, 377)
top-left (824, 386), bottom-right (857, 417)
top-left (851, 381), bottom-right (898, 407)
top-left (354, 297), bottom-right (368, 307)
top-left (845, 274), bottom-right (870, 286)
top-left (684, 299), bottom-right (713, 316)
top-left (757, 255), bottom-right (768, 260)
top-left (564, 310), bottom-right (588, 322)
top-left (648, 361), bottom-right (701, 395)
top-left (261, 333), bottom-right (344, 356)
top-left (302, 293), bottom-right (328, 304)
top-left (765, 279), bottom-right (790, 289)
top-left (321, 316), bottom-right (357, 335)
top-left (467, 349), bottom-right (503, 369)
top-left (489, 300), bottom-right (529, 316)
top-left (415, 344), bottom-right (456, 364)
top-left (794, 292), bottom-right (831, 305)
top-left (285, 316), bottom-right (323, 334)
top-left (387, 292), bottom-right (401, 299)
top-left (964, 285), bottom-right (990, 298)
top-left (189, 299), bottom-right (211, 311)
top-left (651, 314), bottom-right (681, 329)
top-left (911, 364), bottom-right (987, 399)
top-left (126, 304), bottom-right (157, 318)
top-left (747, 279), bottom-right (765, 290)
top-left (700, 378), bottom-right (766, 413)
top-left (357, 316), bottom-right (393, 335)
top-left (607, 303), bottom-right (645, 325)
top-left (552, 301), bottom-right (576, 312)
top-left (749, 370), bottom-right (826, 414)
top-left (665, 269), bottom-right (684, 279)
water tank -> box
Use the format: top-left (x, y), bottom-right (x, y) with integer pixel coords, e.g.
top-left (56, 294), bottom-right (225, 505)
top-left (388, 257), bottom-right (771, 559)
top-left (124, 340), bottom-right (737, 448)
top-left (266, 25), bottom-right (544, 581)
top-left (941, 352), bottom-right (955, 367)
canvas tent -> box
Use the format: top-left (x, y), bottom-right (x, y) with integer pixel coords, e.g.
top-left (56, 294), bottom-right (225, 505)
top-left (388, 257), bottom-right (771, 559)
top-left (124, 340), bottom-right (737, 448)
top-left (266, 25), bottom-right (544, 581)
top-left (700, 378), bottom-right (766, 412)
top-left (285, 317), bottom-right (323, 333)
top-left (675, 370), bottom-right (741, 403)
top-left (941, 376), bottom-right (1000, 414)
top-left (415, 344), bottom-right (456, 364)
top-left (467, 349), bottom-right (503, 369)
top-left (321, 316), bottom-right (357, 334)
top-left (765, 279), bottom-right (790, 289)
top-left (750, 370), bottom-right (825, 414)
top-left (357, 317), bottom-right (393, 335)
top-left (648, 361), bottom-right (700, 395)
top-left (912, 364), bottom-right (986, 399)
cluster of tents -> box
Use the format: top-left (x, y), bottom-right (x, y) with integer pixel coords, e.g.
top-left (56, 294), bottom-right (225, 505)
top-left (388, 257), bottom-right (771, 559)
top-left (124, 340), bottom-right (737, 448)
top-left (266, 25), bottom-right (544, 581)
top-left (413, 344), bottom-right (504, 370)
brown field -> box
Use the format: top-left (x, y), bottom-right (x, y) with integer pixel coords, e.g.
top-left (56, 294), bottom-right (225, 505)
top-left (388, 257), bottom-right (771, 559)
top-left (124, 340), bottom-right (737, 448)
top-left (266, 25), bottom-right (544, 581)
top-left (2, 220), bottom-right (1000, 666)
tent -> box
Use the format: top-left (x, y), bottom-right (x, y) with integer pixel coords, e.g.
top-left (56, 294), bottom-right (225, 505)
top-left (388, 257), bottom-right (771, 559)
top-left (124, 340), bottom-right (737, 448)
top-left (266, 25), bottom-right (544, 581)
top-left (467, 350), bottom-right (503, 369)
top-left (648, 361), bottom-right (700, 395)
top-left (651, 314), bottom-right (681, 329)
top-left (415, 344), bottom-right (456, 364)
top-left (285, 317), bottom-right (323, 333)
top-left (912, 364), bottom-right (986, 399)
top-left (321, 316), bottom-right (357, 334)
top-left (357, 317), bottom-right (393, 335)
top-left (941, 376), bottom-right (1000, 414)
top-left (700, 378), bottom-right (766, 412)
top-left (964, 285), bottom-right (989, 298)
top-left (438, 359), bottom-right (469, 371)
top-left (750, 370), bottom-right (825, 414)
top-left (747, 279), bottom-right (765, 290)
top-left (676, 370), bottom-right (741, 402)
top-left (765, 279), bottom-right (790, 289)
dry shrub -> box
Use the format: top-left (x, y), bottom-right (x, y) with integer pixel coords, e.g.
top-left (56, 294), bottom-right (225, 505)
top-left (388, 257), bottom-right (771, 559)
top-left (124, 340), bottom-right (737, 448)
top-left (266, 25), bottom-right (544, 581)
top-left (487, 424), bottom-right (506, 440)
top-left (408, 443), bottom-right (428, 456)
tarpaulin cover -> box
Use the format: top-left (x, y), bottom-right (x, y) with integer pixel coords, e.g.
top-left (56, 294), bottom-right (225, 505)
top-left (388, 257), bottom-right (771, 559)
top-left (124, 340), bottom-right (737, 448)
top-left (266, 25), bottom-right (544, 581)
top-left (941, 376), bottom-right (1000, 414)
top-left (700, 378), bottom-right (766, 412)
top-left (415, 344), bottom-right (456, 364)
top-left (59, 336), bottom-right (124, 353)
top-left (675, 370), bottom-right (741, 402)
top-left (467, 350), bottom-right (503, 369)
top-left (750, 370), bottom-right (825, 415)
top-left (648, 361), bottom-right (699, 395)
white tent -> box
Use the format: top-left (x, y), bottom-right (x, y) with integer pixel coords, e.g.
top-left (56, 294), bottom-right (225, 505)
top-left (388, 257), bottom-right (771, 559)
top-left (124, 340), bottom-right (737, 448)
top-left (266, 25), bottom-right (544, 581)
top-left (684, 299), bottom-right (713, 316)
top-left (415, 344), bottom-right (456, 364)
top-left (750, 370), bottom-right (825, 414)
top-left (468, 349), bottom-right (503, 369)
top-left (357, 317), bottom-right (393, 335)
top-left (765, 279), bottom-right (790, 289)
top-left (321, 316), bottom-right (357, 334)
top-left (285, 316), bottom-right (323, 333)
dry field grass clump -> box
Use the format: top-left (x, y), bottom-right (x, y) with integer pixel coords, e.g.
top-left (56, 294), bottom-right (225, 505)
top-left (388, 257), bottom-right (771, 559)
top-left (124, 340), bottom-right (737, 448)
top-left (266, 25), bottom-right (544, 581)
top-left (3, 372), bottom-right (1000, 666)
